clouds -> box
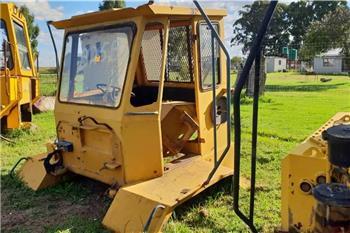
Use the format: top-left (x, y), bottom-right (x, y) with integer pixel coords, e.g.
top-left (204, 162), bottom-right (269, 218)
top-left (154, 0), bottom-right (248, 56)
top-left (18, 0), bottom-right (64, 21)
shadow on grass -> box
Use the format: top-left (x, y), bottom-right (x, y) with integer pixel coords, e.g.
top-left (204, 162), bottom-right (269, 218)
top-left (265, 83), bottom-right (347, 92)
top-left (1, 173), bottom-right (110, 233)
top-left (167, 177), bottom-right (233, 232)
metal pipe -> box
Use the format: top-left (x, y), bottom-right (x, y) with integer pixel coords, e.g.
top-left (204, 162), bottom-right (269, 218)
top-left (193, 0), bottom-right (231, 184)
top-left (46, 21), bottom-right (59, 78)
top-left (211, 32), bottom-right (218, 165)
top-left (232, 1), bottom-right (277, 232)
top-left (143, 204), bottom-right (165, 232)
top-left (249, 49), bottom-right (261, 222)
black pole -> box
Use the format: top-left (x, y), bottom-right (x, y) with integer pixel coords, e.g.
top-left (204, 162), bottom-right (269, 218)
top-left (193, 0), bottom-right (232, 184)
top-left (249, 49), bottom-right (261, 222)
top-left (47, 21), bottom-right (59, 78)
top-left (233, 1), bottom-right (277, 232)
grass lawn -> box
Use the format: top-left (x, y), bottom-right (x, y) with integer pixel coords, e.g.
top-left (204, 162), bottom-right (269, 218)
top-left (1, 72), bottom-right (349, 233)
top-left (40, 73), bottom-right (57, 97)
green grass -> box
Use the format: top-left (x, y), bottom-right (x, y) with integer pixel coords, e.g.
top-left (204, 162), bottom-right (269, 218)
top-left (1, 72), bottom-right (349, 232)
top-left (40, 74), bottom-right (57, 96)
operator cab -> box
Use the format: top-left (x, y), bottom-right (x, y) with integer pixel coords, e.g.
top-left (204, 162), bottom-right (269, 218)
top-left (50, 3), bottom-right (230, 186)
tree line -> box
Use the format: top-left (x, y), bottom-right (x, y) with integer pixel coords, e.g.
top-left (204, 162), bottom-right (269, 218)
top-left (23, 0), bottom-right (349, 64)
top-left (232, 1), bottom-right (349, 61)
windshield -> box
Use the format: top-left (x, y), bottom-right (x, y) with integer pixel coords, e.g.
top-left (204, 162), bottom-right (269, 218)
top-left (59, 24), bottom-right (135, 108)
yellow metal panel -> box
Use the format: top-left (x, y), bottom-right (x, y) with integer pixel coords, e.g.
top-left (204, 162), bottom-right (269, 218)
top-left (281, 154), bottom-right (328, 232)
top-left (103, 155), bottom-right (232, 232)
top-left (52, 4), bottom-right (226, 29)
top-left (0, 3), bottom-right (39, 129)
top-left (18, 154), bottom-right (62, 191)
top-left (281, 112), bottom-right (350, 232)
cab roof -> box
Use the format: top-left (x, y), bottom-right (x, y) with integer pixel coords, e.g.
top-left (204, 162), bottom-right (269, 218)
top-left (52, 3), bottom-right (227, 29)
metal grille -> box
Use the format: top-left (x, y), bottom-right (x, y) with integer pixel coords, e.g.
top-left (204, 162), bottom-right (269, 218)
top-left (199, 23), bottom-right (220, 88)
top-left (166, 25), bottom-right (193, 83)
top-left (142, 26), bottom-right (164, 81)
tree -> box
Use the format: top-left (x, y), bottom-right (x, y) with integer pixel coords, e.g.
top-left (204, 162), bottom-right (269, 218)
top-left (99, 0), bottom-right (125, 10)
top-left (231, 56), bottom-right (242, 70)
top-left (232, 1), bottom-right (289, 56)
top-left (287, 1), bottom-right (347, 51)
top-left (300, 7), bottom-right (350, 64)
top-left (232, 1), bottom-right (348, 57)
top-left (19, 5), bottom-right (39, 56)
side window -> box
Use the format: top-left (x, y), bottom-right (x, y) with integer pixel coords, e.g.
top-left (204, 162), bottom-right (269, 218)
top-left (0, 20), bottom-right (13, 70)
top-left (166, 24), bottom-right (193, 82)
top-left (130, 23), bottom-right (164, 108)
top-left (199, 22), bottom-right (220, 89)
top-left (13, 21), bottom-right (31, 70)
top-left (323, 58), bottom-right (334, 67)
top-left (142, 23), bottom-right (164, 81)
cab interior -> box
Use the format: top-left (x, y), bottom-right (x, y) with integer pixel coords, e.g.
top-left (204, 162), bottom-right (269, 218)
top-left (132, 20), bottom-right (200, 157)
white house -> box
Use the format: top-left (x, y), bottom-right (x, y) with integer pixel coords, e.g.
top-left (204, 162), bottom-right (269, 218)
top-left (313, 48), bottom-right (349, 74)
top-left (265, 56), bottom-right (287, 73)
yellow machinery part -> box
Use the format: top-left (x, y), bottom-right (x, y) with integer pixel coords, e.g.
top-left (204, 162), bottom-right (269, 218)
top-left (281, 112), bottom-right (350, 232)
top-left (18, 153), bottom-right (62, 190)
top-left (0, 3), bottom-right (40, 130)
top-left (103, 155), bottom-right (232, 232)
top-left (16, 5), bottom-right (233, 233)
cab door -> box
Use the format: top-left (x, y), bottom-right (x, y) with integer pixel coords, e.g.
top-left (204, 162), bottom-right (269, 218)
top-left (121, 19), bottom-right (169, 184)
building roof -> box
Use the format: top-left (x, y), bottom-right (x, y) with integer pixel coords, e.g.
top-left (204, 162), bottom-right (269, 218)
top-left (317, 48), bottom-right (343, 57)
top-left (52, 4), bottom-right (227, 29)
top-left (266, 56), bottom-right (286, 60)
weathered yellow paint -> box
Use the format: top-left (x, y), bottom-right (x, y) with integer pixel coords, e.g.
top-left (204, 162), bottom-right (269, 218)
top-left (0, 3), bottom-right (40, 130)
top-left (18, 4), bottom-right (233, 232)
top-left (281, 112), bottom-right (350, 232)
top-left (103, 155), bottom-right (232, 232)
top-left (19, 153), bottom-right (62, 190)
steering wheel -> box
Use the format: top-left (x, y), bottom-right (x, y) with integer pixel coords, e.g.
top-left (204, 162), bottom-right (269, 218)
top-left (96, 83), bottom-right (121, 94)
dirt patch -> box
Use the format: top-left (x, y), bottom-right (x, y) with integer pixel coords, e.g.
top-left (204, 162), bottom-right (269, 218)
top-left (1, 177), bottom-right (110, 233)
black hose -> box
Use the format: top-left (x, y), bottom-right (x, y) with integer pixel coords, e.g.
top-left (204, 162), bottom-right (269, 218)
top-left (9, 157), bottom-right (31, 179)
top-left (47, 21), bottom-right (59, 78)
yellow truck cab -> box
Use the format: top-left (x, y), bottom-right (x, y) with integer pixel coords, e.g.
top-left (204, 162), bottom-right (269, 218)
top-left (18, 3), bottom-right (233, 232)
top-left (0, 3), bottom-right (40, 130)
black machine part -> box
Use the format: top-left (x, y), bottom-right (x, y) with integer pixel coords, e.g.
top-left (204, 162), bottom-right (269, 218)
top-left (322, 124), bottom-right (350, 167)
top-left (313, 184), bottom-right (350, 231)
top-left (211, 96), bottom-right (228, 126)
top-left (313, 183), bottom-right (350, 208)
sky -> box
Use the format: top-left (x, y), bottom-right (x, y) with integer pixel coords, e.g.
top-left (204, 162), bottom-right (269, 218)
top-left (14, 0), bottom-right (249, 67)
top-left (13, 0), bottom-right (350, 67)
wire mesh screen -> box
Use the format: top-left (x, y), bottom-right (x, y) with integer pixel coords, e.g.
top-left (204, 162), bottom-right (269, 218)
top-left (142, 25), bottom-right (164, 81)
top-left (199, 23), bottom-right (220, 88)
top-left (166, 25), bottom-right (193, 82)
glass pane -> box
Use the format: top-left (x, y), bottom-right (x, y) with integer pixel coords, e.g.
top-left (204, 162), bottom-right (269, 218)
top-left (14, 22), bottom-right (31, 70)
top-left (0, 20), bottom-right (13, 69)
top-left (167, 25), bottom-right (193, 82)
top-left (199, 23), bottom-right (220, 89)
top-left (59, 25), bottom-right (135, 108)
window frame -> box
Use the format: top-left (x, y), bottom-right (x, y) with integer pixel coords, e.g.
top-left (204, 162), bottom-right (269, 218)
top-left (197, 21), bottom-right (221, 91)
top-left (58, 22), bottom-right (137, 109)
top-left (0, 19), bottom-right (14, 70)
top-left (13, 20), bottom-right (32, 70)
